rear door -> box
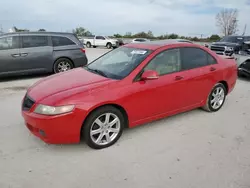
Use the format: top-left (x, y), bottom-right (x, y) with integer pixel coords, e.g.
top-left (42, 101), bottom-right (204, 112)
top-left (178, 47), bottom-right (220, 107)
top-left (0, 35), bottom-right (21, 74)
top-left (19, 35), bottom-right (53, 72)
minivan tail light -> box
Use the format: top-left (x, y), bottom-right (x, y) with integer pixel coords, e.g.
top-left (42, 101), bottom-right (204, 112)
top-left (80, 48), bottom-right (86, 53)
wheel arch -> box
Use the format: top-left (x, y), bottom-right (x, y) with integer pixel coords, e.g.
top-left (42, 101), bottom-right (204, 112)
top-left (106, 42), bottom-right (112, 46)
top-left (80, 103), bottom-right (129, 139)
top-left (218, 80), bottom-right (229, 95)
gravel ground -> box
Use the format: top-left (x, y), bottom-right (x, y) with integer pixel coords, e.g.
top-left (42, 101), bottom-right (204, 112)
top-left (0, 48), bottom-right (250, 188)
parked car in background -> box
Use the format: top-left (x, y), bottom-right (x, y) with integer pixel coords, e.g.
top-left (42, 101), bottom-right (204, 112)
top-left (210, 35), bottom-right (250, 56)
top-left (236, 41), bottom-right (250, 78)
top-left (131, 38), bottom-right (151, 43)
top-left (0, 32), bottom-right (87, 77)
top-left (84, 35), bottom-right (119, 49)
top-left (22, 39), bottom-right (237, 149)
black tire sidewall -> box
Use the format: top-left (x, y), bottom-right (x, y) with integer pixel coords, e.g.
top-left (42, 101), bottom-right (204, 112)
top-left (207, 83), bottom-right (226, 112)
top-left (107, 43), bottom-right (112, 49)
top-left (53, 58), bottom-right (73, 73)
top-left (86, 42), bottom-right (91, 48)
top-left (83, 106), bottom-right (125, 149)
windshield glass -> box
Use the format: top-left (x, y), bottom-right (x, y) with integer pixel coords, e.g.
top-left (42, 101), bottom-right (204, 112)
top-left (220, 36), bottom-right (243, 43)
top-left (85, 46), bottom-right (152, 80)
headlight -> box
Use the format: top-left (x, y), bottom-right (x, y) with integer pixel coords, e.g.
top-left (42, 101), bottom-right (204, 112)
top-left (34, 104), bottom-right (75, 115)
top-left (225, 47), bottom-right (234, 51)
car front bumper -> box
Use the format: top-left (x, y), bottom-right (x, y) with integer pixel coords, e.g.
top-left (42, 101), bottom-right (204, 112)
top-left (238, 67), bottom-right (250, 77)
top-left (22, 110), bottom-right (85, 144)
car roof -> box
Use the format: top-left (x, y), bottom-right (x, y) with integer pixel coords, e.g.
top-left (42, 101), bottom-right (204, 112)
top-left (125, 39), bottom-right (194, 50)
top-left (0, 31), bottom-right (74, 37)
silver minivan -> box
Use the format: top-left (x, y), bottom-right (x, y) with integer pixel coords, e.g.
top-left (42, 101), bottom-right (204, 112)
top-left (0, 32), bottom-right (88, 77)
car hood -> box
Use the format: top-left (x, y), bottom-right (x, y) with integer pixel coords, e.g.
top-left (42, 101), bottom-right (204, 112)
top-left (211, 42), bottom-right (238, 47)
top-left (27, 68), bottom-right (112, 102)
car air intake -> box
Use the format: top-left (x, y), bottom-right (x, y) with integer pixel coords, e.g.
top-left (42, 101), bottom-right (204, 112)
top-left (22, 95), bottom-right (35, 111)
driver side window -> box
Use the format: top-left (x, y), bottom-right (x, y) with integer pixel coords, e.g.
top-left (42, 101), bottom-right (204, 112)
top-left (144, 48), bottom-right (181, 76)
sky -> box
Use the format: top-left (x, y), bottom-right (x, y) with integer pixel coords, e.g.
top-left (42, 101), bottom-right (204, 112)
top-left (0, 0), bottom-right (249, 37)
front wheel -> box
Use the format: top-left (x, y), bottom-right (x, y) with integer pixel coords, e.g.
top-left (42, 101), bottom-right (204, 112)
top-left (202, 83), bottom-right (226, 112)
top-left (106, 43), bottom-right (112, 49)
top-left (83, 106), bottom-right (125, 149)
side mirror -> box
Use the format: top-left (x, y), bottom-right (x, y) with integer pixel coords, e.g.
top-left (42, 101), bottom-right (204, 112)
top-left (141, 70), bottom-right (159, 80)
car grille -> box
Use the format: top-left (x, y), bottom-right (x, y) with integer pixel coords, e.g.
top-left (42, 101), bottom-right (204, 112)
top-left (22, 94), bottom-right (35, 111)
top-left (210, 45), bottom-right (225, 52)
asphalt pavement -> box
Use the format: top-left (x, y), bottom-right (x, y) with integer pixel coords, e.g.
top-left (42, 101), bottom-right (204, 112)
top-left (0, 48), bottom-right (250, 188)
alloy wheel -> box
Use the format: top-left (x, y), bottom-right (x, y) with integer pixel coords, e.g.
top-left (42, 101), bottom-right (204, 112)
top-left (90, 113), bottom-right (121, 146)
top-left (210, 86), bottom-right (225, 110)
top-left (57, 61), bottom-right (72, 72)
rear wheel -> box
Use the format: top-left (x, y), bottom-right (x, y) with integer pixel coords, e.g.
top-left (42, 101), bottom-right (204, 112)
top-left (83, 106), bottom-right (125, 149)
top-left (86, 42), bottom-right (91, 48)
top-left (202, 83), bottom-right (226, 112)
top-left (53, 58), bottom-right (73, 73)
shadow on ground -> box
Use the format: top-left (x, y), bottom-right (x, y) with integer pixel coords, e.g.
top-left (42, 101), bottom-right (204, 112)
top-left (0, 73), bottom-right (51, 83)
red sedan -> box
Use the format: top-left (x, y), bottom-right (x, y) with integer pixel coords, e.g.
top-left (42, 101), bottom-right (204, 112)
top-left (22, 40), bottom-right (237, 149)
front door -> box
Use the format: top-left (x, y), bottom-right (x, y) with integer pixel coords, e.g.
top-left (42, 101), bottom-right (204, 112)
top-left (0, 35), bottom-right (21, 75)
top-left (123, 48), bottom-right (187, 124)
top-left (94, 36), bottom-right (106, 47)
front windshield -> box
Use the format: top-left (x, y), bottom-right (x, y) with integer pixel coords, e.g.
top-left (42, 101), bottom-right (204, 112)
top-left (85, 46), bottom-right (152, 80)
top-left (220, 36), bottom-right (243, 43)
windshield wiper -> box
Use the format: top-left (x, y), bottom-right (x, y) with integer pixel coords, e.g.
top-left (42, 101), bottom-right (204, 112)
top-left (86, 67), bottom-right (108, 77)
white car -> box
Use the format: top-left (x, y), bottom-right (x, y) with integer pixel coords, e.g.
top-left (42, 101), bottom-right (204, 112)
top-left (131, 38), bottom-right (150, 43)
top-left (84, 35), bottom-right (119, 49)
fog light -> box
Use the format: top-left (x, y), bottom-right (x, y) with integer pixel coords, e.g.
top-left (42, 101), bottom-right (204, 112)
top-left (39, 130), bottom-right (46, 137)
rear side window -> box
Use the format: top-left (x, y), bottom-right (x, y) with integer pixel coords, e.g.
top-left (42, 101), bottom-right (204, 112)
top-left (52, 36), bottom-right (75, 46)
top-left (0, 36), bottom-right (19, 50)
top-left (22, 36), bottom-right (48, 48)
top-left (181, 47), bottom-right (209, 70)
top-left (96, 36), bottom-right (105, 40)
top-left (134, 39), bottom-right (147, 42)
top-left (207, 53), bottom-right (217, 65)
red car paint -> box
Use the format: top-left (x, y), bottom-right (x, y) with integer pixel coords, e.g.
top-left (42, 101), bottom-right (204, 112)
top-left (22, 42), bottom-right (237, 144)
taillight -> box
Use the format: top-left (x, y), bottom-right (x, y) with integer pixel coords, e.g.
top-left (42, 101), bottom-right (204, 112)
top-left (80, 48), bottom-right (86, 53)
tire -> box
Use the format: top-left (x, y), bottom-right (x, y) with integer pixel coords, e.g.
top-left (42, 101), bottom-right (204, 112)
top-left (83, 106), bottom-right (125, 149)
top-left (202, 83), bottom-right (226, 112)
top-left (86, 42), bottom-right (91, 48)
top-left (93, 46), bottom-right (97, 48)
top-left (53, 58), bottom-right (74, 73)
top-left (106, 43), bottom-right (112, 49)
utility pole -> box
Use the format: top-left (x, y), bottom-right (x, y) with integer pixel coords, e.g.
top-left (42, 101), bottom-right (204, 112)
top-left (0, 24), bottom-right (3, 33)
top-left (242, 24), bottom-right (247, 36)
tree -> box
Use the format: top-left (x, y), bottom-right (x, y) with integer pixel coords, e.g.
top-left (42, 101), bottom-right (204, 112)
top-left (38, 29), bottom-right (46, 31)
top-left (113, 34), bottom-right (122, 38)
top-left (216, 8), bottom-right (239, 36)
top-left (147, 30), bottom-right (154, 38)
top-left (167, 33), bottom-right (179, 39)
top-left (73, 27), bottom-right (92, 37)
top-left (209, 34), bottom-right (221, 41)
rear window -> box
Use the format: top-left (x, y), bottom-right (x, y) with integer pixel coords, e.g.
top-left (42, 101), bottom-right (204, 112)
top-left (22, 36), bottom-right (48, 48)
top-left (52, 36), bottom-right (75, 46)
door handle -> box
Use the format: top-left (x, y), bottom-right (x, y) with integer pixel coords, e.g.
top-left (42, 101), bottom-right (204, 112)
top-left (175, 76), bottom-right (184, 80)
top-left (210, 67), bottom-right (216, 71)
top-left (21, 53), bottom-right (28, 57)
top-left (11, 54), bottom-right (21, 58)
